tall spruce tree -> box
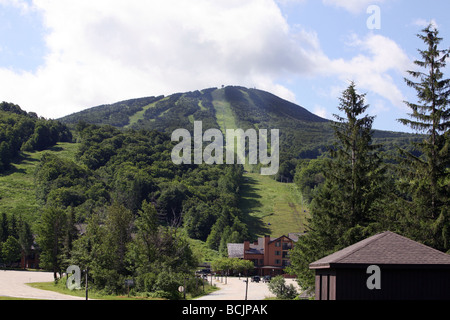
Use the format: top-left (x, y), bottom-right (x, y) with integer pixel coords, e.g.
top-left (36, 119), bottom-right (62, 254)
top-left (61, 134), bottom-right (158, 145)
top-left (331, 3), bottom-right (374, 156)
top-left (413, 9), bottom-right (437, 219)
top-left (397, 25), bottom-right (450, 251)
top-left (288, 82), bottom-right (387, 290)
top-left (36, 206), bottom-right (67, 280)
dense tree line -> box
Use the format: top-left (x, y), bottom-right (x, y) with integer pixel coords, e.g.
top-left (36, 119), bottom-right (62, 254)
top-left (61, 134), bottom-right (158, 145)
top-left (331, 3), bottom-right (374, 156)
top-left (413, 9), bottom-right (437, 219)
top-left (288, 26), bottom-right (450, 292)
top-left (60, 96), bottom-right (164, 127)
top-left (0, 212), bottom-right (34, 268)
top-left (32, 122), bottom-right (249, 297)
top-left (0, 102), bottom-right (72, 172)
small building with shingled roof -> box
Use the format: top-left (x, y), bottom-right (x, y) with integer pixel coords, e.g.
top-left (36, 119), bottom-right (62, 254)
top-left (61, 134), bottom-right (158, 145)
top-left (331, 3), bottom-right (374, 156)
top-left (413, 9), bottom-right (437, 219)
top-left (309, 231), bottom-right (450, 300)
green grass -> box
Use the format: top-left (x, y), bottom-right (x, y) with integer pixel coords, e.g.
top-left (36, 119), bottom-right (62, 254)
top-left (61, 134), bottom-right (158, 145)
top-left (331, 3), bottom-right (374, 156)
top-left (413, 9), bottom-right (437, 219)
top-left (189, 238), bottom-right (221, 263)
top-left (27, 278), bottom-right (219, 300)
top-left (211, 88), bottom-right (239, 135)
top-left (0, 296), bottom-right (39, 300)
top-left (0, 142), bottom-right (79, 222)
top-left (27, 281), bottom-right (139, 300)
top-left (210, 88), bottom-right (309, 238)
top-left (126, 100), bottom-right (161, 128)
top-left (239, 172), bottom-right (309, 239)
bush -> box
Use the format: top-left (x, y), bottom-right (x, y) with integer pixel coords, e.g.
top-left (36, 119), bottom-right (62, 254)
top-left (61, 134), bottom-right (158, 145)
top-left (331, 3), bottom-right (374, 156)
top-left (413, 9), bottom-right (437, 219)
top-left (267, 276), bottom-right (298, 300)
top-left (152, 271), bottom-right (182, 300)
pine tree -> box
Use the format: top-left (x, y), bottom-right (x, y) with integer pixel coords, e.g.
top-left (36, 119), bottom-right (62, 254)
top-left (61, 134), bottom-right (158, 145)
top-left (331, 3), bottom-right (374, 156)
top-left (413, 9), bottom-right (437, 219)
top-left (36, 206), bottom-right (67, 280)
top-left (397, 25), bottom-right (450, 251)
top-left (288, 82), bottom-right (387, 290)
top-left (18, 220), bottom-right (34, 269)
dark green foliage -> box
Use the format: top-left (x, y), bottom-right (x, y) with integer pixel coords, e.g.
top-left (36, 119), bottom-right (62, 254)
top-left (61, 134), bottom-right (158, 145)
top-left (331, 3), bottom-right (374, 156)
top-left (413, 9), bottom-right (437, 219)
top-left (59, 86), bottom-right (419, 176)
top-left (267, 275), bottom-right (298, 300)
top-left (60, 96), bottom-right (163, 127)
top-left (0, 213), bottom-right (34, 267)
top-left (32, 122), bottom-right (245, 296)
top-left (288, 83), bottom-right (389, 290)
top-left (0, 102), bottom-right (72, 172)
top-left (294, 158), bottom-right (326, 203)
top-left (36, 206), bottom-right (68, 279)
top-left (396, 25), bottom-right (450, 252)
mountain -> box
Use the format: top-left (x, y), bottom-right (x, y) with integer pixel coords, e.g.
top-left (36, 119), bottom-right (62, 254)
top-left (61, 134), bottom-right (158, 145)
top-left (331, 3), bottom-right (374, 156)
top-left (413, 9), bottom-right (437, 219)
top-left (60, 85), bottom-right (419, 178)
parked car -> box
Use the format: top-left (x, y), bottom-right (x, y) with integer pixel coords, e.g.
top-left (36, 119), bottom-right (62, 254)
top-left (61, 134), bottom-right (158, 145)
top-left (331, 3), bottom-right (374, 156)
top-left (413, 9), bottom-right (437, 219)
top-left (195, 268), bottom-right (211, 275)
top-left (251, 276), bottom-right (260, 283)
top-left (262, 275), bottom-right (271, 283)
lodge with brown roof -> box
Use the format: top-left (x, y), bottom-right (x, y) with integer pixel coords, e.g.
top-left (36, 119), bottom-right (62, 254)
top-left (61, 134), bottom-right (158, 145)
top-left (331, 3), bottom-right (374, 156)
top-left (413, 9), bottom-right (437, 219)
top-left (310, 231), bottom-right (450, 300)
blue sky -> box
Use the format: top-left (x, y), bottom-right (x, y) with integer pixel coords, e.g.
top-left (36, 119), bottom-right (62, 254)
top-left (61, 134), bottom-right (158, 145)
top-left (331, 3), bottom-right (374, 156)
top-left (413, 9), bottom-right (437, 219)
top-left (0, 0), bottom-right (449, 133)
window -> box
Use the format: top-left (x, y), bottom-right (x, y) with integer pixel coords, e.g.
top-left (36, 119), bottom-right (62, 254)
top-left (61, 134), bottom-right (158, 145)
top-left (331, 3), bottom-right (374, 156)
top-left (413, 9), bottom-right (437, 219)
top-left (275, 241), bottom-right (281, 247)
top-left (275, 251), bottom-right (281, 256)
top-left (275, 259), bottom-right (281, 265)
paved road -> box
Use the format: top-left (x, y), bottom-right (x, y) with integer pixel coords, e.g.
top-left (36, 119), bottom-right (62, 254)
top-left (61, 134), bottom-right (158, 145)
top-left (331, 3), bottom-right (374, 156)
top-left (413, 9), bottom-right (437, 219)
top-left (0, 270), bottom-right (299, 300)
top-left (196, 276), bottom-right (300, 300)
top-left (0, 270), bottom-right (85, 300)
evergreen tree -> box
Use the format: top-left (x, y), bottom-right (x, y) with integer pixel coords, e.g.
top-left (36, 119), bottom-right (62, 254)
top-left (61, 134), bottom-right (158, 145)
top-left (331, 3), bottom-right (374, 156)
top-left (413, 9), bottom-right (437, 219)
top-left (0, 213), bottom-right (8, 243)
top-left (2, 236), bottom-right (21, 266)
top-left (36, 206), bottom-right (67, 279)
top-left (288, 82), bottom-right (387, 290)
top-left (18, 220), bottom-right (34, 269)
top-left (397, 25), bottom-right (450, 251)
top-left (104, 202), bottom-right (133, 275)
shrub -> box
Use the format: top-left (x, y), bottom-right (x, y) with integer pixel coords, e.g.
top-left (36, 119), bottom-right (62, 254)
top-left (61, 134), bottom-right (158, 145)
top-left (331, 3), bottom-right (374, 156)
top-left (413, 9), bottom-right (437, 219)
top-left (267, 275), bottom-right (298, 300)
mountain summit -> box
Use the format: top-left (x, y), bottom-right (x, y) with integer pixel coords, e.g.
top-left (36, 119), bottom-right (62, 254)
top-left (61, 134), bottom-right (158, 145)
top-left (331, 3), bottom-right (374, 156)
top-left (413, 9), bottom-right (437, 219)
top-left (60, 86), bottom-right (328, 129)
top-left (60, 85), bottom-right (417, 173)
top-left (60, 86), bottom-right (334, 158)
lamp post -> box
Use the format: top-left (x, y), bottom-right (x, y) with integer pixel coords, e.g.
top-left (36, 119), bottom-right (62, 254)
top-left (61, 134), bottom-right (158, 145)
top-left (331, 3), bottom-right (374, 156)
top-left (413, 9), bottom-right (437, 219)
top-left (85, 267), bottom-right (88, 301)
top-left (245, 276), bottom-right (249, 300)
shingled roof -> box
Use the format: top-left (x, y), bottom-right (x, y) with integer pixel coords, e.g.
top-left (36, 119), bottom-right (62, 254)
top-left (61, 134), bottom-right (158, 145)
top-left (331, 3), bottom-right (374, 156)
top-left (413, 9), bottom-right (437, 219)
top-left (310, 231), bottom-right (450, 269)
top-left (227, 243), bottom-right (244, 259)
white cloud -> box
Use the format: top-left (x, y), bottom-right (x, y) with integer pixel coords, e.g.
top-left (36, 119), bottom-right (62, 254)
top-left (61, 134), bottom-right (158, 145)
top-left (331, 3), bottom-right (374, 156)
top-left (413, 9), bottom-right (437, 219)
top-left (412, 18), bottom-right (439, 29)
top-left (0, 0), bottom-right (413, 120)
top-left (313, 104), bottom-right (329, 119)
top-left (324, 34), bottom-right (413, 110)
top-left (2, 0), bottom-right (325, 118)
top-left (0, 0), bottom-right (32, 12)
top-left (322, 0), bottom-right (385, 14)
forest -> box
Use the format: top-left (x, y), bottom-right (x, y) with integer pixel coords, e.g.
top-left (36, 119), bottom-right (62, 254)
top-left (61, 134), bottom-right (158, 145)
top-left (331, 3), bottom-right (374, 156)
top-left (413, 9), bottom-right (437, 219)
top-left (0, 117), bottom-right (249, 298)
top-left (288, 25), bottom-right (450, 293)
top-left (0, 102), bottom-right (72, 172)
top-left (0, 25), bottom-right (448, 300)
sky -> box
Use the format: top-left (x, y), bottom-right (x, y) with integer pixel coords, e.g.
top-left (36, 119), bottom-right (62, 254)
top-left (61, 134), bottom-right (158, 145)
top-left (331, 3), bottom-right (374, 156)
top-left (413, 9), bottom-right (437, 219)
top-left (0, 0), bottom-right (449, 133)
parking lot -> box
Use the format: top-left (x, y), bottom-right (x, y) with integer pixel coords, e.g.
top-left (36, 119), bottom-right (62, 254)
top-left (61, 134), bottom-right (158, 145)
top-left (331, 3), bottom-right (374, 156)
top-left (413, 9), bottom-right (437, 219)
top-left (0, 269), bottom-right (299, 300)
top-left (196, 275), bottom-right (300, 300)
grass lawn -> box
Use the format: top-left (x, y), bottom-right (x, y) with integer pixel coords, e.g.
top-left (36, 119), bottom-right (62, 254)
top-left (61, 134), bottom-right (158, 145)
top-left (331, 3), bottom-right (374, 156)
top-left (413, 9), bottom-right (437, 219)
top-left (27, 278), bottom-right (219, 300)
top-left (0, 142), bottom-right (79, 222)
top-left (211, 89), bottom-right (239, 135)
top-left (239, 172), bottom-right (309, 239)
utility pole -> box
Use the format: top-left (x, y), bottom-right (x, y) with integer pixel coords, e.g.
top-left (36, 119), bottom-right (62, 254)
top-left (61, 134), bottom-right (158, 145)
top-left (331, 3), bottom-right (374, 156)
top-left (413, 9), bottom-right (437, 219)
top-left (85, 267), bottom-right (88, 301)
top-left (245, 276), bottom-right (249, 300)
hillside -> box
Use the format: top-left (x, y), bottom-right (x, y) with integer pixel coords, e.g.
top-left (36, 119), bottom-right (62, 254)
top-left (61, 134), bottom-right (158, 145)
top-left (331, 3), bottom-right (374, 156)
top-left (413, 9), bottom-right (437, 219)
top-left (59, 86), bottom-right (424, 182)
top-left (60, 86), bottom-right (334, 163)
top-left (60, 85), bottom-right (420, 178)
top-left (57, 85), bottom-right (422, 240)
top-left (239, 172), bottom-right (309, 238)
top-left (0, 142), bottom-right (78, 224)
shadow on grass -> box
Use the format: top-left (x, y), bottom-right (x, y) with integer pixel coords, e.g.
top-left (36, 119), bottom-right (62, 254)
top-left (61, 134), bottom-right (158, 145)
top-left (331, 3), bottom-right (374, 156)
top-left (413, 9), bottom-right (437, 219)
top-left (239, 175), bottom-right (270, 239)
